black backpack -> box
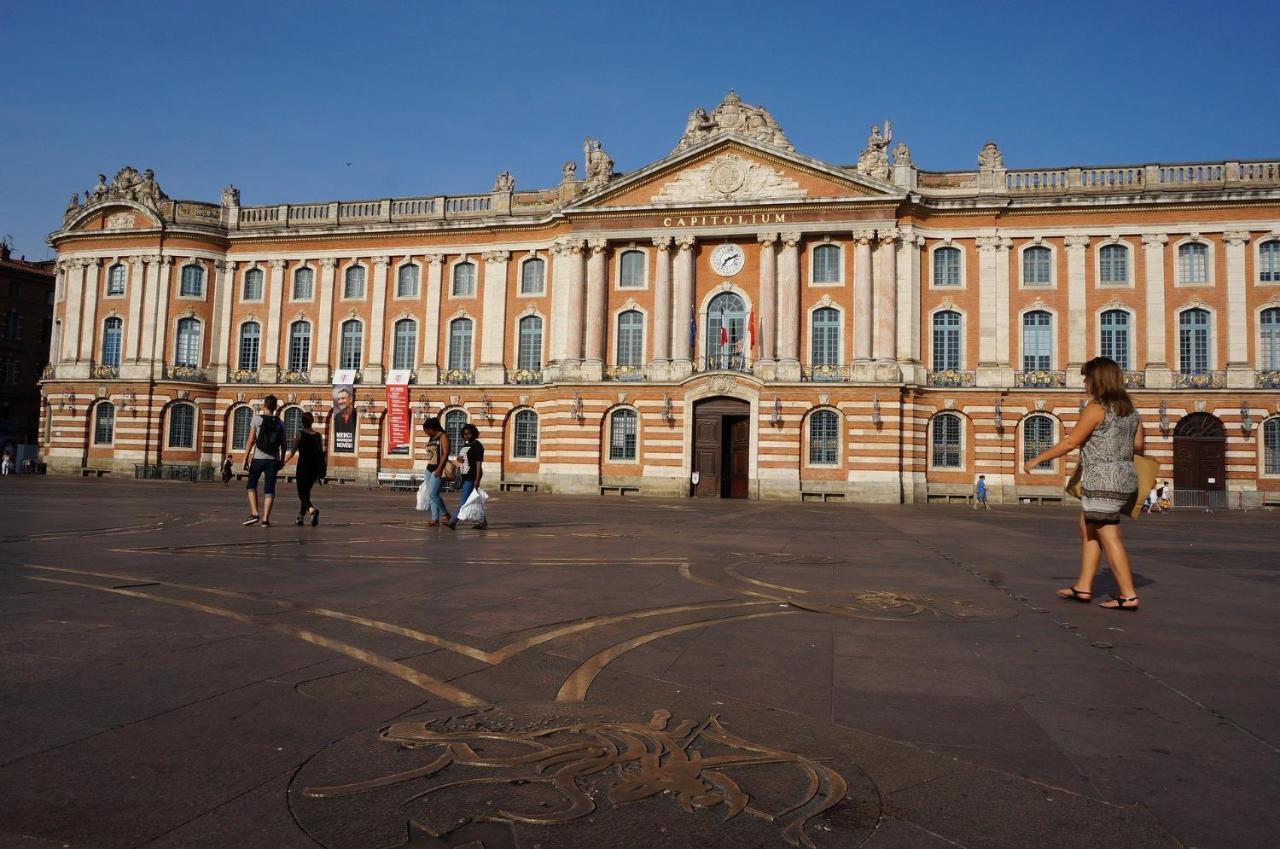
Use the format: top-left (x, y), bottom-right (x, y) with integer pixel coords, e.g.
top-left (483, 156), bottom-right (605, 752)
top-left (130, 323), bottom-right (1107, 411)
top-left (256, 415), bottom-right (284, 455)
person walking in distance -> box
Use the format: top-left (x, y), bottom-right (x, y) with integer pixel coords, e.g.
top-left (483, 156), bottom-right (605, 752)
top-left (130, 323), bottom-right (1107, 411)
top-left (1024, 357), bottom-right (1143, 610)
top-left (242, 394), bottom-right (285, 527)
top-left (445, 423), bottom-right (485, 530)
top-left (421, 417), bottom-right (452, 527)
top-left (220, 455), bottom-right (234, 485)
top-left (974, 475), bottom-right (990, 510)
top-left (283, 411), bottom-right (325, 526)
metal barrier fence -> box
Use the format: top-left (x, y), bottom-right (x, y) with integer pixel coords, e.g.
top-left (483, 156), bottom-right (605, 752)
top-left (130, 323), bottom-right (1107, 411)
top-left (1169, 489), bottom-right (1244, 511)
top-left (133, 464), bottom-right (215, 482)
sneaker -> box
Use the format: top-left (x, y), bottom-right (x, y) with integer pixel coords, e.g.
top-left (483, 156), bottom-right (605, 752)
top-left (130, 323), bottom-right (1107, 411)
top-left (242, 515), bottom-right (260, 526)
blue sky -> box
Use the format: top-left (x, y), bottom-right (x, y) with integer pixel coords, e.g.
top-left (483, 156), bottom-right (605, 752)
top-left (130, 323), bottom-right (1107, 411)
top-left (1, 0), bottom-right (1276, 260)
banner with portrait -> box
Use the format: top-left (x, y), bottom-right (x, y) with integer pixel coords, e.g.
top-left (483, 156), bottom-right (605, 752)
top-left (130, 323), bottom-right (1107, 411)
top-left (385, 370), bottom-right (411, 455)
top-left (331, 371), bottom-right (357, 453)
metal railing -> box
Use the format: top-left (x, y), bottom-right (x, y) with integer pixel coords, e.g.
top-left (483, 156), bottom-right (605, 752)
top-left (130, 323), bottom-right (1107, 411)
top-left (1170, 489), bottom-right (1245, 511)
top-left (1171, 370), bottom-right (1226, 389)
top-left (133, 463), bottom-right (215, 482)
top-left (279, 369), bottom-right (311, 384)
top-left (166, 364), bottom-right (211, 382)
top-left (927, 369), bottom-right (975, 388)
top-left (1257, 371), bottom-right (1280, 389)
top-left (604, 364), bottom-right (648, 382)
top-left (693, 354), bottom-right (752, 374)
top-left (228, 369), bottom-right (259, 384)
top-left (442, 369), bottom-right (475, 385)
top-left (803, 364), bottom-right (852, 382)
top-left (510, 368), bottom-right (545, 385)
top-left (90, 363), bottom-right (120, 379)
top-left (1015, 370), bottom-right (1066, 388)
top-left (1124, 370), bottom-right (1146, 389)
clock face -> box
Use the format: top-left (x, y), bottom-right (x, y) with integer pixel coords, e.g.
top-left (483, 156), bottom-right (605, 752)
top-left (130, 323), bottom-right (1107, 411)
top-left (711, 244), bottom-right (745, 276)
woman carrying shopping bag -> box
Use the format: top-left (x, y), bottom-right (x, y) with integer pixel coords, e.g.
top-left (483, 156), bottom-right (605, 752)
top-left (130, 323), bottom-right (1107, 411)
top-left (445, 423), bottom-right (487, 530)
top-left (418, 417), bottom-right (452, 527)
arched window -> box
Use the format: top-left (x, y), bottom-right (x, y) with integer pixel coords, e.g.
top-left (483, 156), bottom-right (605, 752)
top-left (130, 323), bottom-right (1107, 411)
top-left (932, 311), bottom-right (961, 371)
top-left (1099, 244), bottom-right (1129, 285)
top-left (619, 250), bottom-right (645, 288)
top-left (608, 409), bottom-right (637, 461)
top-left (616, 310), bottom-right (643, 367)
top-left (392, 319), bottom-right (417, 370)
top-left (180, 264), bottom-right (204, 296)
top-left (813, 244), bottom-right (841, 284)
top-left (1261, 307), bottom-right (1280, 371)
top-left (93, 401), bottom-right (115, 445)
top-left (444, 409), bottom-right (467, 450)
top-left (397, 263), bottom-right (419, 298)
top-left (1022, 310), bottom-right (1053, 371)
top-left (282, 407), bottom-right (303, 445)
top-left (242, 268), bottom-right (264, 300)
top-left (288, 321), bottom-right (311, 372)
top-left (1099, 309), bottom-right (1131, 369)
top-left (101, 317), bottom-right (123, 367)
top-left (452, 261), bottom-right (476, 296)
top-left (238, 322), bottom-right (261, 371)
top-left (705, 292), bottom-right (746, 366)
top-left (230, 406), bottom-right (253, 450)
top-left (520, 257), bottom-right (545, 295)
top-left (339, 319), bottom-right (363, 370)
top-left (293, 266), bottom-right (314, 300)
top-left (808, 409), bottom-right (839, 465)
top-left (1177, 242), bottom-right (1208, 284)
top-left (931, 413), bottom-right (962, 468)
top-left (1023, 415), bottom-right (1055, 470)
top-left (512, 410), bottom-right (538, 458)
top-left (1264, 418), bottom-right (1280, 475)
top-left (448, 318), bottom-right (473, 371)
top-left (175, 317), bottom-right (201, 367)
top-left (933, 246), bottom-right (961, 287)
top-left (1023, 245), bottom-right (1052, 286)
top-left (517, 316), bottom-right (543, 370)
top-left (1261, 240), bottom-right (1280, 283)
top-left (1178, 308), bottom-right (1211, 372)
top-left (168, 403), bottom-right (195, 448)
top-left (107, 263), bottom-right (126, 295)
top-left (811, 307), bottom-right (840, 367)
top-left (344, 264), bottom-right (365, 298)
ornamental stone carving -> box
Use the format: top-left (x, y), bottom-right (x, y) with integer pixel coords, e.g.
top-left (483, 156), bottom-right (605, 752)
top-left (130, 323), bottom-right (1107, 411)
top-left (1223, 230), bottom-right (1251, 245)
top-left (372, 256), bottom-right (391, 268)
top-left (674, 90), bottom-right (794, 153)
top-left (84, 166), bottom-right (168, 210)
top-left (878, 228), bottom-right (901, 246)
top-left (105, 212), bottom-right (135, 230)
top-left (425, 253), bottom-right (445, 266)
top-left (651, 153), bottom-right (806, 204)
top-left (757, 232), bottom-right (778, 247)
top-left (268, 258), bottom-right (289, 269)
top-left (492, 171), bottom-right (515, 192)
top-left (852, 230), bottom-right (875, 245)
top-left (675, 235), bottom-right (697, 251)
top-left (892, 142), bottom-right (913, 167)
top-left (1064, 235), bottom-right (1091, 249)
top-left (482, 250), bottom-right (511, 264)
top-left (780, 231), bottom-right (802, 248)
top-left (320, 258), bottom-right (338, 269)
top-left (582, 138), bottom-right (614, 189)
top-left (652, 235), bottom-right (673, 250)
top-left (561, 161), bottom-right (577, 182)
top-left (978, 142), bottom-right (1004, 169)
top-left (221, 185), bottom-right (240, 207)
top-left (855, 121), bottom-right (892, 181)
top-left (587, 239), bottom-right (608, 255)
top-left (1141, 233), bottom-right (1169, 247)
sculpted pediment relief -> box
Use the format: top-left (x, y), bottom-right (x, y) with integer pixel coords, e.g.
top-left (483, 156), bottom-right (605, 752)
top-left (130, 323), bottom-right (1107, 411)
top-left (650, 153), bottom-right (806, 205)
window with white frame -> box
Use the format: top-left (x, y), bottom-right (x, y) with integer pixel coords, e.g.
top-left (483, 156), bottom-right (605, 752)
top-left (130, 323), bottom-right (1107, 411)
top-left (811, 307), bottom-right (840, 366)
top-left (444, 409), bottom-right (467, 449)
top-left (168, 403), bottom-right (195, 448)
top-left (813, 244), bottom-right (840, 284)
top-left (288, 321), bottom-right (311, 371)
top-left (933, 246), bottom-right (961, 287)
top-left (1023, 246), bottom-right (1052, 286)
top-left (619, 250), bottom-right (645, 288)
top-left (1178, 308), bottom-right (1211, 372)
top-left (243, 268), bottom-right (264, 300)
top-left (931, 413), bottom-right (962, 468)
top-left (1177, 242), bottom-right (1209, 284)
top-left (1022, 310), bottom-right (1053, 371)
top-left (392, 319), bottom-right (417, 370)
top-left (452, 261), bottom-right (476, 296)
top-left (175, 317), bottom-right (201, 367)
top-left (932, 311), bottom-right (961, 371)
top-left (344, 265), bottom-right (365, 298)
top-left (513, 409), bottom-right (538, 458)
top-left (608, 409), bottom-right (637, 461)
top-left (101, 317), bottom-right (122, 367)
top-left (1023, 415), bottom-right (1055, 470)
top-left (397, 264), bottom-right (419, 298)
top-left (1261, 240), bottom-right (1280, 283)
top-left (339, 319), bottom-right (363, 370)
top-left (448, 318), bottom-right (472, 371)
top-left (238, 322), bottom-right (261, 371)
top-left (1099, 309), bottom-right (1131, 369)
top-left (520, 257), bottom-right (545, 295)
top-left (293, 266), bottom-right (314, 300)
top-left (107, 263), bottom-right (126, 295)
top-left (1099, 244), bottom-right (1129, 285)
top-left (231, 406), bottom-right (253, 450)
top-left (808, 409), bottom-right (839, 465)
top-left (1265, 418), bottom-right (1280, 475)
top-left (180, 264), bottom-right (204, 296)
top-left (93, 402), bottom-right (115, 445)
top-left (1260, 307), bottom-right (1280, 371)
top-left (616, 310), bottom-right (643, 367)
top-left (517, 316), bottom-right (542, 370)
top-left (283, 407), bottom-right (303, 445)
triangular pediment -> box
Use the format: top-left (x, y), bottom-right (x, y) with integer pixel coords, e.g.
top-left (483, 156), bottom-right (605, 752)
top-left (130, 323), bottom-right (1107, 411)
top-left (567, 134), bottom-right (902, 212)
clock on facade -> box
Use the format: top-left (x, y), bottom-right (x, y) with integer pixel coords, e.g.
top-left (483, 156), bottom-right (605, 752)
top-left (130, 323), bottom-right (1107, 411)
top-left (710, 243), bottom-right (745, 276)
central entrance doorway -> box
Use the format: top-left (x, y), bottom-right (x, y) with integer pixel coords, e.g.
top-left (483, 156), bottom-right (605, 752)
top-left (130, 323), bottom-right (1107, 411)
top-left (693, 396), bottom-right (750, 498)
top-left (1173, 413), bottom-right (1226, 491)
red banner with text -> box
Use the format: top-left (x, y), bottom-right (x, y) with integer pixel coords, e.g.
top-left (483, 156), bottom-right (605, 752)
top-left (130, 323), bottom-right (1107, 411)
top-left (385, 371), bottom-right (410, 453)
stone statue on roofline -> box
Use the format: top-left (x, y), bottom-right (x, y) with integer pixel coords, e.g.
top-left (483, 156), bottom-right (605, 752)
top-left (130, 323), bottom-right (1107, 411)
top-left (561, 160), bottom-right (577, 182)
top-left (978, 141), bottom-right (1004, 169)
top-left (674, 90), bottom-right (794, 153)
top-left (582, 137), bottom-right (614, 189)
top-left (221, 184), bottom-right (240, 208)
top-left (64, 193), bottom-right (81, 220)
top-left (855, 120), bottom-right (893, 181)
top-left (492, 170), bottom-right (515, 193)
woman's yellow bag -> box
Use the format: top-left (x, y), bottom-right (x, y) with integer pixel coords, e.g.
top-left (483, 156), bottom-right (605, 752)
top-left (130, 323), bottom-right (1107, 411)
top-left (1066, 454), bottom-right (1159, 519)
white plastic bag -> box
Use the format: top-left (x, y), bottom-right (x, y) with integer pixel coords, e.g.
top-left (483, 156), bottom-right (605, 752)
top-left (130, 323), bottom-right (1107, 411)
top-left (455, 487), bottom-right (489, 523)
top-left (415, 479), bottom-right (430, 511)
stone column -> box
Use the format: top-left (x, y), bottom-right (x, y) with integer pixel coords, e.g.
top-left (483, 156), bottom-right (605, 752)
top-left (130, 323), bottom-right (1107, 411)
top-left (1141, 234), bottom-right (1170, 388)
top-left (852, 230), bottom-right (874, 372)
top-left (78, 259), bottom-right (100, 366)
top-left (976, 236), bottom-right (1001, 385)
top-left (151, 257), bottom-right (173, 366)
top-left (776, 232), bottom-right (801, 380)
top-left (897, 231), bottom-right (925, 384)
top-left (755, 233), bottom-right (778, 367)
top-left (124, 256), bottom-right (146, 365)
top-left (1224, 231), bottom-right (1252, 387)
top-left (549, 238), bottom-right (586, 376)
top-left (364, 256), bottom-right (390, 384)
top-left (1065, 235), bottom-right (1090, 387)
top-left (671, 236), bottom-right (696, 377)
top-left (477, 250), bottom-right (511, 384)
top-left (565, 241), bottom-right (586, 365)
top-left (421, 254), bottom-right (444, 384)
top-left (314, 258), bottom-right (337, 382)
top-left (263, 258), bottom-right (287, 381)
top-left (60, 259), bottom-right (86, 363)
top-left (651, 236), bottom-right (673, 367)
top-left (135, 256), bottom-right (162, 372)
top-left (211, 260), bottom-right (236, 382)
top-left (582, 238), bottom-right (608, 381)
top-left (994, 237), bottom-right (1013, 373)
top-left (875, 229), bottom-right (899, 376)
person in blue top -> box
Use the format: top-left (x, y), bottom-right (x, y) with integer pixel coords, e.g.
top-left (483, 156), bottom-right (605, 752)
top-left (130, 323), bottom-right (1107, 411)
top-left (974, 475), bottom-right (990, 511)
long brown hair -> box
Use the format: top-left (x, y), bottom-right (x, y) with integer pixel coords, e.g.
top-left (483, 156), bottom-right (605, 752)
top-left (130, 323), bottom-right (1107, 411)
top-left (1081, 356), bottom-right (1134, 416)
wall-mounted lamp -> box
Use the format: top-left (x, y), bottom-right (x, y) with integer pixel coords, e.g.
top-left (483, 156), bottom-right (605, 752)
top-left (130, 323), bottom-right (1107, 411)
top-left (871, 396), bottom-right (883, 426)
top-left (770, 397), bottom-right (783, 427)
top-left (570, 393), bottom-right (584, 421)
top-left (413, 399), bottom-right (430, 421)
top-left (661, 394), bottom-right (674, 424)
top-left (480, 393), bottom-right (493, 423)
top-left (993, 400), bottom-right (1003, 431)
top-left (363, 404), bottom-right (380, 422)
top-left (1241, 401), bottom-right (1254, 436)
top-left (1159, 400), bottom-right (1170, 436)
top-left (121, 389), bottom-right (135, 415)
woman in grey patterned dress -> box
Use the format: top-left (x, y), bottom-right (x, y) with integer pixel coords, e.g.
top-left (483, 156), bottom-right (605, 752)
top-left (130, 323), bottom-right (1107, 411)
top-left (1024, 357), bottom-right (1144, 611)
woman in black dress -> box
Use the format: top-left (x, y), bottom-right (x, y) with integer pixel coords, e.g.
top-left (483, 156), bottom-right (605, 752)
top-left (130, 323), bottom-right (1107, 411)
top-left (284, 411), bottom-right (325, 526)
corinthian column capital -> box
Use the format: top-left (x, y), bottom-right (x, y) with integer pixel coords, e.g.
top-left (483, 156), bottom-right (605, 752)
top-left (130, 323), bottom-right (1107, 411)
top-left (320, 257), bottom-right (338, 269)
top-left (587, 238), bottom-right (608, 255)
top-left (1223, 230), bottom-right (1251, 246)
top-left (757, 232), bottom-right (779, 248)
top-left (675, 235), bottom-right (697, 251)
top-left (268, 258), bottom-right (288, 269)
top-left (482, 250), bottom-right (511, 264)
top-left (1141, 233), bottom-right (1168, 248)
top-left (780, 231), bottom-right (802, 248)
top-left (1064, 235), bottom-right (1091, 249)
top-left (851, 229), bottom-right (875, 245)
top-left (425, 253), bottom-right (445, 266)
top-left (878, 228), bottom-right (901, 246)
top-left (651, 235), bottom-right (673, 251)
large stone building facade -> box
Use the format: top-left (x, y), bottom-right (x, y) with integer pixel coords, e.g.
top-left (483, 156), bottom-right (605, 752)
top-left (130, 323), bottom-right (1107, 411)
top-left (40, 93), bottom-right (1280, 504)
top-left (1, 244), bottom-right (55, 462)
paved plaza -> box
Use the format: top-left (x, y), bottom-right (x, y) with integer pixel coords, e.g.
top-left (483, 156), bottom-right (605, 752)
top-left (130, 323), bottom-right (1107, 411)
top-left (1, 478), bottom-right (1276, 848)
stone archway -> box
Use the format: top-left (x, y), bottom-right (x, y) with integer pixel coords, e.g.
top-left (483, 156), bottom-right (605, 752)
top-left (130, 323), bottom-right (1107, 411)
top-left (1173, 412), bottom-right (1226, 491)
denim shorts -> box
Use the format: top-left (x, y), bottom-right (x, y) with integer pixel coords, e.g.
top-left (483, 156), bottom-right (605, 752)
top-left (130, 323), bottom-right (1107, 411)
top-left (246, 458), bottom-right (279, 496)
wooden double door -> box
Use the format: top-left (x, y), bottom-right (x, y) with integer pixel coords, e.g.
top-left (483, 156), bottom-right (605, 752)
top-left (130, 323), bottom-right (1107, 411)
top-left (693, 397), bottom-right (750, 498)
top-left (1173, 413), bottom-right (1227, 491)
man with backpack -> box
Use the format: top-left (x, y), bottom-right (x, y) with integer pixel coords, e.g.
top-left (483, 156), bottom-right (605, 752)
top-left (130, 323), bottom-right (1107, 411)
top-left (242, 394), bottom-right (285, 527)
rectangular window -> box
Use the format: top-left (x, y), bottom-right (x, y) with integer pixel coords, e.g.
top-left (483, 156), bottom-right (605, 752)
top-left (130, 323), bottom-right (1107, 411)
top-left (1178, 244), bottom-right (1208, 283)
top-left (808, 412), bottom-right (839, 465)
top-left (392, 322), bottom-right (416, 370)
top-left (513, 412), bottom-right (538, 458)
top-left (93, 404), bottom-right (114, 445)
top-left (931, 416), bottom-right (961, 468)
top-left (448, 321), bottom-right (472, 371)
top-left (289, 325), bottom-right (311, 371)
top-left (1099, 245), bottom-right (1128, 285)
top-left (1023, 248), bottom-right (1052, 286)
top-left (932, 315), bottom-right (961, 371)
top-left (1099, 313), bottom-right (1130, 369)
top-left (609, 411), bottom-right (638, 461)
